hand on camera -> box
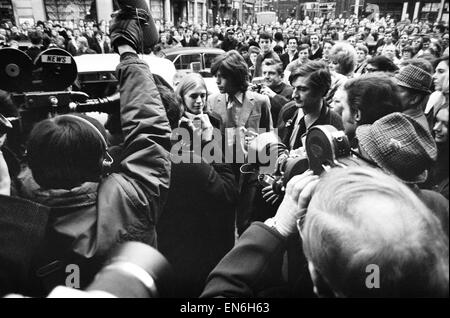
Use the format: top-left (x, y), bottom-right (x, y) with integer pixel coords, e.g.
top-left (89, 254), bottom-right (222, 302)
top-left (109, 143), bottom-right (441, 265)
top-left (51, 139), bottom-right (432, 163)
top-left (269, 170), bottom-right (320, 237)
top-left (190, 114), bottom-right (213, 143)
top-left (181, 114), bottom-right (214, 143)
top-left (260, 86), bottom-right (276, 98)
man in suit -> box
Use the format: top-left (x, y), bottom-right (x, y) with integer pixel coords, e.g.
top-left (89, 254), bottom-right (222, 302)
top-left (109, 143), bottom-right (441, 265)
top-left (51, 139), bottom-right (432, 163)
top-left (180, 28), bottom-right (198, 47)
top-left (278, 60), bottom-right (343, 151)
top-left (280, 37), bottom-right (299, 70)
top-left (208, 50), bottom-right (273, 235)
top-left (208, 50), bottom-right (273, 162)
top-left (91, 31), bottom-right (111, 54)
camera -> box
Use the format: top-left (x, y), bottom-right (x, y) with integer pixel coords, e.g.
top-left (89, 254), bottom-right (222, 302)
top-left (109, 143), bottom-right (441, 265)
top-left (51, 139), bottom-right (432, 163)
top-left (0, 46), bottom-right (121, 159)
top-left (4, 242), bottom-right (174, 298)
top-left (250, 77), bottom-right (266, 94)
top-left (257, 125), bottom-right (372, 194)
top-left (250, 83), bottom-right (264, 93)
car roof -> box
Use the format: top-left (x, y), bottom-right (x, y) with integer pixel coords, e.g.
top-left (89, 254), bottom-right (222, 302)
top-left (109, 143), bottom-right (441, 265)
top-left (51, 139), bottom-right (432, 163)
top-left (161, 47), bottom-right (225, 56)
top-left (74, 53), bottom-right (177, 88)
top-left (74, 54), bottom-right (120, 73)
top-left (74, 53), bottom-right (176, 72)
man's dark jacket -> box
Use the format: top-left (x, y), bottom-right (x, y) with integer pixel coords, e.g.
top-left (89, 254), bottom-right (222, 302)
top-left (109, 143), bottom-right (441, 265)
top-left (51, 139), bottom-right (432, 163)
top-left (268, 81), bottom-right (293, 125)
top-left (278, 100), bottom-right (344, 149)
top-left (280, 51), bottom-right (299, 70)
top-left (18, 56), bottom-right (172, 295)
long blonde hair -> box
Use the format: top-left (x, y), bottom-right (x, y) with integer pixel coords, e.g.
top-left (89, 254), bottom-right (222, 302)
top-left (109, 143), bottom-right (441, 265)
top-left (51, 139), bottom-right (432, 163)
top-left (175, 73), bottom-right (208, 113)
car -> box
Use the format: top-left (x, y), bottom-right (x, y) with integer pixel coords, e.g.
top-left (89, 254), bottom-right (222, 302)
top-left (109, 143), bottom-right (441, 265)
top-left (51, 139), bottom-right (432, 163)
top-left (72, 53), bottom-right (178, 125)
top-left (160, 47), bottom-right (225, 95)
top-left (74, 53), bottom-right (177, 98)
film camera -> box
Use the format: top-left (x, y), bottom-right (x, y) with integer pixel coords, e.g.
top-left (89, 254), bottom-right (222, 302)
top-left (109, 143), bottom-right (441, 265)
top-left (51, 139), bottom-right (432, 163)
top-left (249, 77), bottom-right (266, 94)
top-left (0, 47), bottom-right (119, 157)
top-left (257, 125), bottom-right (372, 194)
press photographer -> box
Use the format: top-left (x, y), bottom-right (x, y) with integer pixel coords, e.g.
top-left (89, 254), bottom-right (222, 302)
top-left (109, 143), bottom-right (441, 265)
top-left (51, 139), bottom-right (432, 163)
top-left (261, 61), bottom-right (344, 208)
top-left (257, 59), bottom-right (293, 125)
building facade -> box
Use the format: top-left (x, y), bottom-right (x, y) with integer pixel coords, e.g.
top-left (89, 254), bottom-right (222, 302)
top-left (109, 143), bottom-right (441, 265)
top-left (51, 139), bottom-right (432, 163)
top-left (3, 0), bottom-right (448, 27)
top-left (268, 0), bottom-right (448, 24)
top-left (336, 0), bottom-right (448, 23)
top-left (2, 0), bottom-right (211, 27)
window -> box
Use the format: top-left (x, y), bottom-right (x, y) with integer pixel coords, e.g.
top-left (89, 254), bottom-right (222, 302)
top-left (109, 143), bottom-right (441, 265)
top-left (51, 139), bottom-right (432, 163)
top-left (44, 0), bottom-right (92, 22)
top-left (164, 54), bottom-right (177, 62)
top-left (204, 53), bottom-right (221, 69)
top-left (197, 3), bottom-right (203, 24)
top-left (420, 2), bottom-right (442, 22)
top-left (0, 0), bottom-right (14, 23)
top-left (188, 1), bottom-right (194, 23)
top-left (149, 0), bottom-right (164, 21)
top-left (172, 54), bottom-right (202, 70)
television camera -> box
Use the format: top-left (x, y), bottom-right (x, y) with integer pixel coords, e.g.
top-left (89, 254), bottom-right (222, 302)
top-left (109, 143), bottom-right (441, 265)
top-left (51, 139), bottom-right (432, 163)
top-left (0, 47), bottom-right (119, 157)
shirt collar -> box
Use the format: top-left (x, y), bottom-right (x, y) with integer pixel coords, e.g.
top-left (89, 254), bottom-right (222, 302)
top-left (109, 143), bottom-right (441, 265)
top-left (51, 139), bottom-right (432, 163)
top-left (227, 92), bottom-right (244, 108)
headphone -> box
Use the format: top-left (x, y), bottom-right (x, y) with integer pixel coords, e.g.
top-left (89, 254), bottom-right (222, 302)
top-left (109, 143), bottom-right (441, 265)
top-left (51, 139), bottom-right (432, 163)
top-left (61, 114), bottom-right (114, 169)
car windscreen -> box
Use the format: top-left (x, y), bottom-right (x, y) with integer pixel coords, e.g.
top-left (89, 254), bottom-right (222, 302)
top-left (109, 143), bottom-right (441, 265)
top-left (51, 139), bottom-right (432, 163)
top-left (172, 54), bottom-right (202, 70)
top-left (204, 53), bottom-right (221, 69)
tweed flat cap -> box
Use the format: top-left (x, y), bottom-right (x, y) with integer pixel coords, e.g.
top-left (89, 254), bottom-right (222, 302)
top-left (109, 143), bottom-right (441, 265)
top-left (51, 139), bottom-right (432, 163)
top-left (395, 64), bottom-right (432, 94)
top-left (356, 112), bottom-right (437, 184)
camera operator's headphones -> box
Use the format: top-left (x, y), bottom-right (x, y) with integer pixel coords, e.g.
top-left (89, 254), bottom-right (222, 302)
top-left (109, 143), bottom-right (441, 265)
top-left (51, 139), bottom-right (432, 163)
top-left (60, 114), bottom-right (114, 170)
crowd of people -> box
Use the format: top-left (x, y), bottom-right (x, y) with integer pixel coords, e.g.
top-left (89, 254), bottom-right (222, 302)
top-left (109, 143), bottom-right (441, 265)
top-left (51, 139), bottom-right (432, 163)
top-left (1, 9), bottom-right (449, 61)
top-left (0, 19), bottom-right (112, 59)
top-left (0, 0), bottom-right (449, 298)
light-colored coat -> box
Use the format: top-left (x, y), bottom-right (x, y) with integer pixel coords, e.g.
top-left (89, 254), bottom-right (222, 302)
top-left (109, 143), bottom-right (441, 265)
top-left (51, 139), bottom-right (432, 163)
top-left (207, 90), bottom-right (273, 134)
